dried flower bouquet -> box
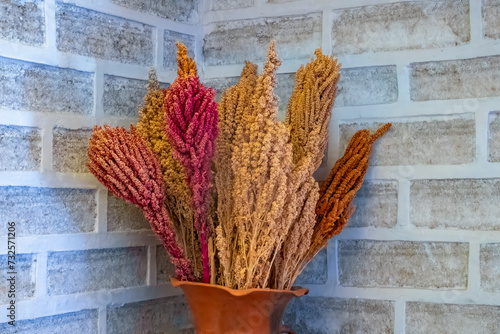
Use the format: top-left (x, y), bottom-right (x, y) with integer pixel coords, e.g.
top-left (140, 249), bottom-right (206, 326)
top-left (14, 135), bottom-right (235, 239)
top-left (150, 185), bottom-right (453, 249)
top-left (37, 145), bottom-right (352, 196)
top-left (87, 41), bottom-right (390, 290)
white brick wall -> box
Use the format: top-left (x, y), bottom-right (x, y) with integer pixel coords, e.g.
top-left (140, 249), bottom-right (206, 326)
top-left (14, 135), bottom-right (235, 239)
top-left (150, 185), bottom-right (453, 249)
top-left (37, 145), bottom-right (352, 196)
top-left (202, 0), bottom-right (500, 332)
top-left (0, 0), bottom-right (201, 332)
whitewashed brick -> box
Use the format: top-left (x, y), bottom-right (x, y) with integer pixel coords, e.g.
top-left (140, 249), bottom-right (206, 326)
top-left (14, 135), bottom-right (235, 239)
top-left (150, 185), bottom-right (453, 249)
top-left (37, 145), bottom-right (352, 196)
top-left (410, 56), bottom-right (500, 101)
top-left (107, 194), bottom-right (149, 231)
top-left (112, 0), bottom-right (198, 23)
top-left (349, 180), bottom-right (398, 228)
top-left (0, 254), bottom-right (36, 303)
top-left (203, 76), bottom-right (239, 102)
top-left (212, 0), bottom-right (254, 10)
top-left (331, 1), bottom-right (470, 55)
top-left (338, 240), bottom-right (468, 289)
top-left (336, 66), bottom-right (398, 107)
top-left (156, 245), bottom-right (175, 283)
top-left (0, 0), bottom-right (45, 45)
top-left (107, 296), bottom-right (194, 333)
top-left (284, 297), bottom-right (394, 334)
top-left (56, 3), bottom-right (154, 65)
top-left (0, 309), bottom-right (98, 333)
top-left (204, 13), bottom-right (322, 66)
top-left (47, 247), bottom-right (147, 295)
top-left (411, 179), bottom-right (500, 230)
top-left (489, 112), bottom-right (500, 162)
top-left (0, 125), bottom-right (41, 171)
top-left (406, 302), bottom-right (500, 334)
top-left (340, 114), bottom-right (475, 166)
top-left (483, 0), bottom-right (500, 39)
top-left (295, 248), bottom-right (327, 285)
top-left (0, 57), bottom-right (94, 114)
top-left (480, 243), bottom-right (500, 292)
top-left (164, 31), bottom-right (195, 69)
top-left (275, 73), bottom-right (294, 121)
top-left (0, 187), bottom-right (96, 236)
top-left (53, 127), bottom-right (91, 173)
top-left (103, 75), bottom-right (147, 118)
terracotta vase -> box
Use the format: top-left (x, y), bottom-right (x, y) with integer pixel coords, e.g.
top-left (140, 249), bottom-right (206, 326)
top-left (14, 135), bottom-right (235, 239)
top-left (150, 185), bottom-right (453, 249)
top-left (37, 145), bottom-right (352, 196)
top-left (171, 278), bottom-right (308, 334)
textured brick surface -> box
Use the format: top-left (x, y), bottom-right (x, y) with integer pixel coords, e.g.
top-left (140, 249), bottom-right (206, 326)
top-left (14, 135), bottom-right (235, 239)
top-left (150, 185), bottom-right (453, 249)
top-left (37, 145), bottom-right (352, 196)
top-left (349, 180), bottom-right (398, 228)
top-left (0, 254), bottom-right (36, 303)
top-left (489, 112), bottom-right (500, 162)
top-left (204, 13), bottom-right (322, 66)
top-left (203, 76), bottom-right (239, 102)
top-left (338, 240), bottom-right (468, 289)
top-left (156, 245), bottom-right (176, 283)
top-left (56, 3), bottom-right (154, 65)
top-left (275, 73), bottom-right (295, 121)
top-left (284, 297), bottom-right (394, 334)
top-left (0, 309), bottom-right (98, 334)
top-left (339, 114), bottom-right (475, 166)
top-left (0, 57), bottom-right (94, 113)
top-left (0, 187), bottom-right (96, 236)
top-left (47, 247), bottom-right (147, 295)
top-left (53, 128), bottom-right (91, 173)
top-left (406, 302), bottom-right (500, 334)
top-left (295, 248), bottom-right (327, 284)
top-left (213, 0), bottom-right (253, 10)
top-left (0, 0), bottom-right (45, 45)
top-left (0, 125), bottom-right (41, 171)
top-left (164, 30), bottom-right (195, 69)
top-left (410, 56), bottom-right (500, 101)
top-left (107, 296), bottom-right (194, 333)
top-left (483, 0), bottom-right (500, 39)
top-left (480, 243), bottom-right (500, 292)
top-left (107, 194), bottom-right (149, 231)
top-left (411, 179), bottom-right (500, 230)
top-left (336, 66), bottom-right (398, 107)
top-left (331, 1), bottom-right (469, 55)
top-left (112, 0), bottom-right (198, 22)
top-left (103, 75), bottom-right (147, 118)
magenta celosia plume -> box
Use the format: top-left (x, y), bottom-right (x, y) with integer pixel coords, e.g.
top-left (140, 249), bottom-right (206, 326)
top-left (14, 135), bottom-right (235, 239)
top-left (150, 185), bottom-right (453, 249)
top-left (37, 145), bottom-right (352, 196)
top-left (164, 75), bottom-right (219, 284)
top-left (87, 125), bottom-right (195, 281)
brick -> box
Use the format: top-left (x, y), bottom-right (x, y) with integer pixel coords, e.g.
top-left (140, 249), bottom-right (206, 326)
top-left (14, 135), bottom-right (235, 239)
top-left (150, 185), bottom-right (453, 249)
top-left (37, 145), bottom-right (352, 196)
top-left (103, 75), bottom-right (147, 118)
top-left (164, 31), bottom-right (195, 70)
top-left (53, 127), bottom-right (91, 173)
top-left (0, 254), bottom-right (35, 303)
top-left (0, 0), bottom-right (45, 45)
top-left (156, 245), bottom-right (175, 283)
top-left (331, 1), bottom-right (469, 55)
top-left (295, 248), bottom-right (327, 285)
top-left (268, 0), bottom-right (297, 3)
top-left (275, 73), bottom-right (294, 121)
top-left (336, 66), bottom-right (398, 107)
top-left (107, 193), bottom-right (149, 231)
top-left (0, 309), bottom-right (98, 334)
top-left (410, 56), bottom-right (500, 101)
top-left (204, 13), bottom-right (322, 66)
top-left (338, 240), bottom-right (468, 289)
top-left (483, 0), bottom-right (500, 39)
top-left (411, 179), bottom-right (500, 230)
top-left (480, 243), bottom-right (500, 292)
top-left (112, 0), bottom-right (198, 23)
top-left (339, 114), bottom-right (475, 166)
top-left (107, 296), bottom-right (194, 333)
top-left (349, 180), bottom-right (398, 228)
top-left (284, 297), bottom-right (394, 334)
top-left (56, 3), bottom-right (153, 65)
top-left (0, 187), bottom-right (96, 236)
top-left (47, 247), bottom-right (147, 295)
top-left (212, 0), bottom-right (254, 10)
top-left (203, 76), bottom-right (239, 102)
top-left (489, 112), bottom-right (500, 162)
top-left (0, 125), bottom-right (41, 171)
top-left (0, 57), bottom-right (94, 114)
top-left (406, 302), bottom-right (500, 334)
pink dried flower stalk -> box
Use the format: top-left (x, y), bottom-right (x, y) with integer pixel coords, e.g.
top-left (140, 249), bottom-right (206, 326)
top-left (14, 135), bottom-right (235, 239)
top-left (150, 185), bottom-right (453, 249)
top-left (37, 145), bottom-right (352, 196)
top-left (87, 125), bottom-right (195, 281)
top-left (164, 75), bottom-right (218, 284)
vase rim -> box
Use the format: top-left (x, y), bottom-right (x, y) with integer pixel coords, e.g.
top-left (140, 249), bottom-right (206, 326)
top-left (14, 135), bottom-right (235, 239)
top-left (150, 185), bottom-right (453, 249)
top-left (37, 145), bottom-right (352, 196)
top-left (170, 278), bottom-right (309, 297)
